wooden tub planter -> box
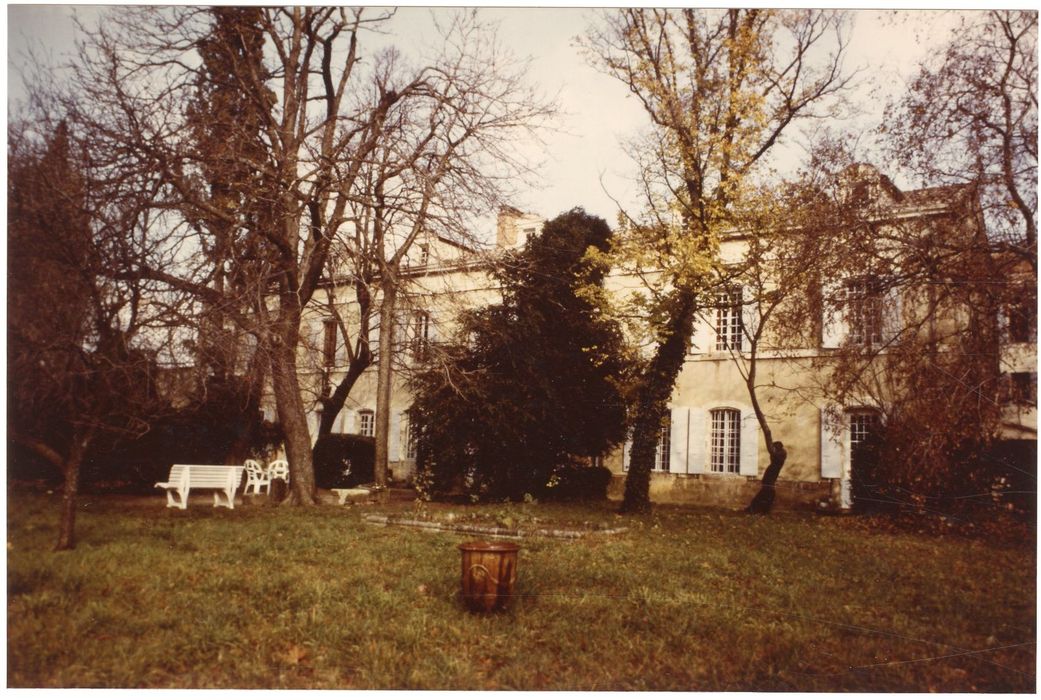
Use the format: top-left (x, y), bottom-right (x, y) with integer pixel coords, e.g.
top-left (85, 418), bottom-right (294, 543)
top-left (458, 541), bottom-right (520, 613)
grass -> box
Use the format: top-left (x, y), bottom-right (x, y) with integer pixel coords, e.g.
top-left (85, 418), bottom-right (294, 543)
top-left (7, 491), bottom-right (1036, 690)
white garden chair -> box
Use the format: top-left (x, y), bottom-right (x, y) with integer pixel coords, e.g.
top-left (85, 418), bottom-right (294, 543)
top-left (268, 459), bottom-right (290, 487)
top-left (242, 459), bottom-right (271, 495)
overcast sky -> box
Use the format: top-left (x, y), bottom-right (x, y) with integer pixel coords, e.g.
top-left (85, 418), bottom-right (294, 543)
top-left (7, 5), bottom-right (980, 227)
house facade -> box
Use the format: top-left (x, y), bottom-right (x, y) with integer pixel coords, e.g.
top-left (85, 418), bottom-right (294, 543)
top-left (271, 165), bottom-right (1036, 509)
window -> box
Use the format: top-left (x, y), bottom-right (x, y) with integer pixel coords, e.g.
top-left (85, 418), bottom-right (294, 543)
top-left (714, 288), bottom-right (743, 351)
top-left (358, 409), bottom-right (375, 437)
top-left (1007, 300), bottom-right (1035, 343)
top-left (710, 409), bottom-right (741, 473)
top-left (654, 415), bottom-right (671, 472)
top-left (622, 416), bottom-right (670, 472)
top-left (322, 318), bottom-right (337, 367)
top-left (404, 413), bottom-right (418, 459)
top-left (412, 311), bottom-right (431, 360)
top-left (846, 277), bottom-right (883, 346)
top-left (1005, 372), bottom-right (1038, 406)
top-left (849, 410), bottom-right (881, 448)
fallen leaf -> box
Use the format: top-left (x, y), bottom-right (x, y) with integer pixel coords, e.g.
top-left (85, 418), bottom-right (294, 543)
top-left (282, 644), bottom-right (309, 666)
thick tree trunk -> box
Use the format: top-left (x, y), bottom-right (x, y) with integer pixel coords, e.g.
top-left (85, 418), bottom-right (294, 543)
top-left (746, 442), bottom-right (787, 514)
top-left (55, 430), bottom-right (92, 551)
top-left (317, 355), bottom-right (371, 438)
top-left (224, 346), bottom-right (267, 465)
top-left (621, 287), bottom-right (698, 513)
top-left (373, 283), bottom-right (398, 490)
top-left (270, 340), bottom-right (319, 505)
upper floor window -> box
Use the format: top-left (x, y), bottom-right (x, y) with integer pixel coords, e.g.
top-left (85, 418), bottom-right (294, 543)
top-left (710, 408), bottom-right (741, 474)
top-left (412, 311), bottom-right (431, 360)
top-left (714, 288), bottom-right (743, 351)
top-left (358, 409), bottom-right (375, 437)
top-left (1007, 300), bottom-right (1035, 343)
top-left (845, 277), bottom-right (883, 346)
top-left (322, 318), bottom-right (337, 367)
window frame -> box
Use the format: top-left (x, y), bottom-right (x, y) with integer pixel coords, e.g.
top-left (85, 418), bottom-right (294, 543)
top-left (709, 408), bottom-right (741, 474)
top-left (714, 287), bottom-right (744, 352)
top-left (358, 409), bottom-right (375, 438)
top-left (845, 276), bottom-right (884, 347)
top-left (322, 318), bottom-right (337, 368)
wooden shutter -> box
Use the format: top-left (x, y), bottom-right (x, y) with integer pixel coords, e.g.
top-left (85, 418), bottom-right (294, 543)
top-left (687, 407), bottom-right (707, 474)
top-left (741, 286), bottom-right (760, 353)
top-left (389, 412), bottom-right (401, 461)
top-left (821, 280), bottom-right (848, 348)
top-left (669, 407), bottom-right (690, 474)
top-left (820, 407), bottom-right (844, 478)
top-left (690, 310), bottom-right (714, 354)
top-left (622, 438), bottom-right (632, 471)
top-left (344, 410), bottom-right (356, 435)
top-left (881, 284), bottom-right (903, 344)
top-left (739, 409), bottom-right (760, 476)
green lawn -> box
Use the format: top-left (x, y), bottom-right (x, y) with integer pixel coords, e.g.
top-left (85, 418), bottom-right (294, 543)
top-left (7, 491), bottom-right (1036, 690)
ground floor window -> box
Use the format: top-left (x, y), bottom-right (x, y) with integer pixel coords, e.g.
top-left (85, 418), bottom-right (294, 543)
top-left (359, 409), bottom-right (375, 437)
top-left (710, 408), bottom-right (741, 473)
top-left (654, 415), bottom-right (671, 472)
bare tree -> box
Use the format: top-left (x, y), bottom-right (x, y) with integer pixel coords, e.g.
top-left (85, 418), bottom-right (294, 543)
top-left (883, 10), bottom-right (1037, 271)
top-left (307, 12), bottom-right (553, 489)
top-left (9, 119), bottom-right (178, 549)
top-left (49, 7), bottom-right (548, 503)
top-left (584, 9), bottom-right (854, 512)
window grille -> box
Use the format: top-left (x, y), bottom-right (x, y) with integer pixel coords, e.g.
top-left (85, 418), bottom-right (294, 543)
top-left (710, 409), bottom-right (741, 473)
top-left (359, 410), bottom-right (375, 437)
top-left (714, 289), bottom-right (743, 351)
top-left (846, 278), bottom-right (883, 346)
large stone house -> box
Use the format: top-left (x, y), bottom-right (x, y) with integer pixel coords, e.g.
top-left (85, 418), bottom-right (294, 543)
top-left (270, 165), bottom-right (1036, 508)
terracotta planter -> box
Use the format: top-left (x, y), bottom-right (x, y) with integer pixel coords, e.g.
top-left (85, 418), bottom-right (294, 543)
top-left (458, 540), bottom-right (520, 612)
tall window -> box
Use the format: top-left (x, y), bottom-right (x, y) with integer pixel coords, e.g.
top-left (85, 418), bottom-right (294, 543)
top-left (846, 278), bottom-right (883, 346)
top-left (358, 409), bottom-right (375, 437)
top-left (322, 318), bottom-right (337, 367)
top-left (714, 288), bottom-right (743, 351)
top-left (404, 413), bottom-right (418, 459)
top-left (412, 311), bottom-right (431, 360)
top-left (1007, 300), bottom-right (1035, 343)
top-left (623, 417), bottom-right (670, 472)
top-left (710, 409), bottom-right (741, 473)
top-left (654, 415), bottom-right (671, 472)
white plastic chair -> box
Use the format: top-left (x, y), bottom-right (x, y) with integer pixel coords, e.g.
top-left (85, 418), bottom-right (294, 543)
top-left (242, 459), bottom-right (271, 495)
top-left (268, 459), bottom-right (290, 487)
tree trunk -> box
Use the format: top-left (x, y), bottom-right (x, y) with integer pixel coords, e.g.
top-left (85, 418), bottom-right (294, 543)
top-left (224, 345), bottom-right (267, 465)
top-left (373, 282), bottom-right (398, 490)
top-left (746, 442), bottom-right (787, 514)
top-left (55, 429), bottom-right (92, 551)
top-left (317, 354), bottom-right (371, 438)
top-left (621, 287), bottom-right (697, 513)
top-left (269, 340), bottom-right (319, 505)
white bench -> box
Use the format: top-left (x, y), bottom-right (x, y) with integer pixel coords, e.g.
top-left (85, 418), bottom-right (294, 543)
top-left (331, 487), bottom-right (372, 505)
top-left (155, 464), bottom-right (245, 510)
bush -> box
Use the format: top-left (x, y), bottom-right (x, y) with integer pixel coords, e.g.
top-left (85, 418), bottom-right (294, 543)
top-left (312, 434), bottom-right (375, 488)
top-left (540, 465), bottom-right (612, 501)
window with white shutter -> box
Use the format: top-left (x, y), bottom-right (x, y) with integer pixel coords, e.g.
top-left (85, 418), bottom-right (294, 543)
top-left (709, 409), bottom-right (741, 473)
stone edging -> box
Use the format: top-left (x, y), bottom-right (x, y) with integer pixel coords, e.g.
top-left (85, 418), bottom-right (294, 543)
top-left (362, 514), bottom-right (628, 540)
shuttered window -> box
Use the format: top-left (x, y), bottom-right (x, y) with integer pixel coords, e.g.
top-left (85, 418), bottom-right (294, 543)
top-left (654, 416), bottom-right (671, 472)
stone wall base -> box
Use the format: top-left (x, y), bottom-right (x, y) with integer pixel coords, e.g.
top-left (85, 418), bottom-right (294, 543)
top-left (607, 473), bottom-right (836, 511)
